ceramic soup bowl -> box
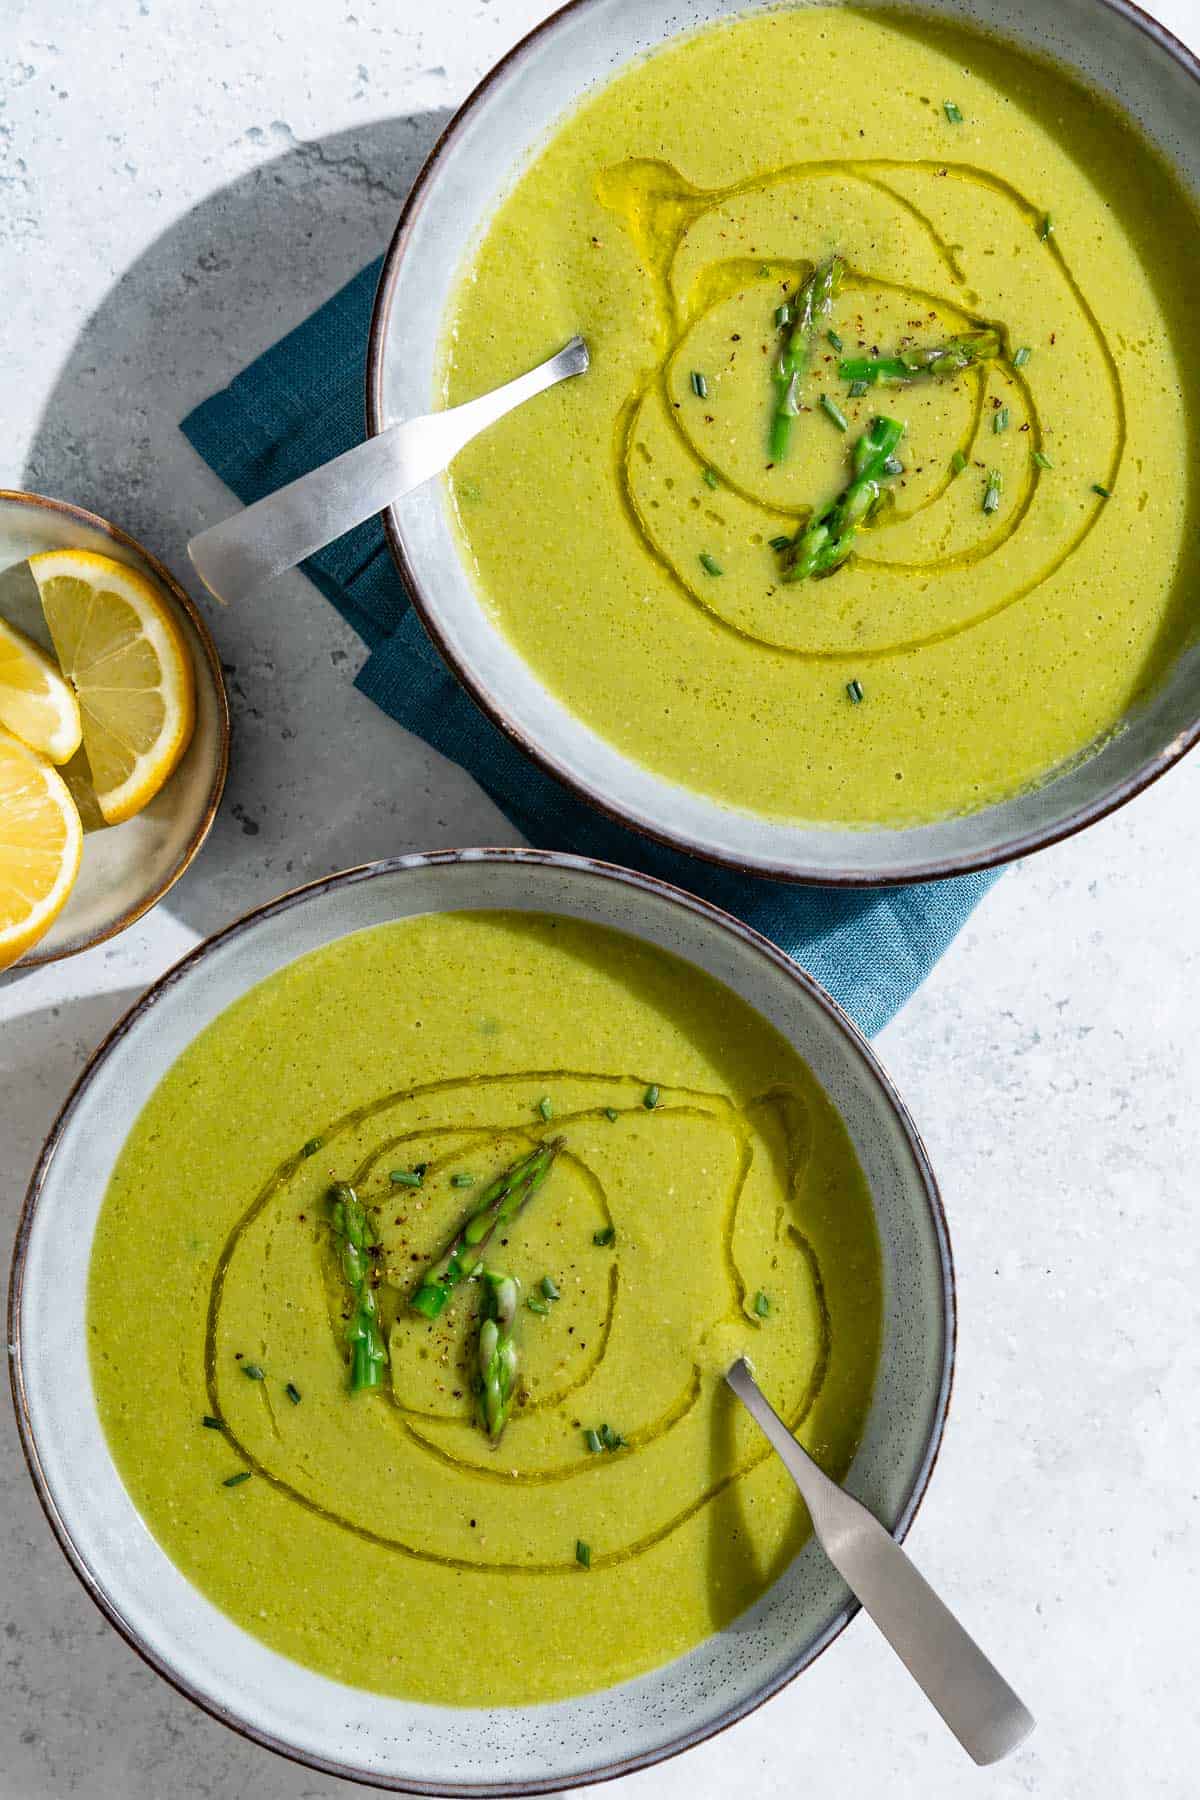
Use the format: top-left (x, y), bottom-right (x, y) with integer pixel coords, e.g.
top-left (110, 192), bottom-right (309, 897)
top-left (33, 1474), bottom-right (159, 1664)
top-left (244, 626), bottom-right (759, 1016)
top-left (11, 849), bottom-right (953, 1793)
top-left (368, 0), bottom-right (1200, 884)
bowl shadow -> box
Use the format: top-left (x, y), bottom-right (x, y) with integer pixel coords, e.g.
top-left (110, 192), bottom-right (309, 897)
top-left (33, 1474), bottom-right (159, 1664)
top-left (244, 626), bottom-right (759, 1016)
top-left (6, 111), bottom-right (525, 1800)
top-left (20, 108), bottom-right (522, 958)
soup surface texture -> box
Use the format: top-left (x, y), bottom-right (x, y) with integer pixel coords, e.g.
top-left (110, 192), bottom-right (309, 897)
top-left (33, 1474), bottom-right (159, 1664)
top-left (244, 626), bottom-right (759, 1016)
top-left (444, 8), bottom-right (1199, 826)
top-left (89, 913), bottom-right (882, 1703)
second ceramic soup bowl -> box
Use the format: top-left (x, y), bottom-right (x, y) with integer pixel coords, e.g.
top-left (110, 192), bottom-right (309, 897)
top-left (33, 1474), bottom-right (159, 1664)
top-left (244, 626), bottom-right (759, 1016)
top-left (11, 849), bottom-right (953, 1792)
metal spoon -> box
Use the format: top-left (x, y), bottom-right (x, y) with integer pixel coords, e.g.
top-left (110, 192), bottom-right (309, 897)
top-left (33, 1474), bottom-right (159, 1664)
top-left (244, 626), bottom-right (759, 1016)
top-left (725, 1357), bottom-right (1034, 1766)
top-left (187, 336), bottom-right (590, 607)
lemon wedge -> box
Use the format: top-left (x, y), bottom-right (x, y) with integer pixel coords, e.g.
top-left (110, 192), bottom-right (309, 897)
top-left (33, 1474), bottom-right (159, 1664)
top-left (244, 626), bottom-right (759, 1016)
top-left (28, 549), bottom-right (195, 825)
top-left (0, 726), bottom-right (83, 970)
top-left (0, 614), bottom-right (82, 764)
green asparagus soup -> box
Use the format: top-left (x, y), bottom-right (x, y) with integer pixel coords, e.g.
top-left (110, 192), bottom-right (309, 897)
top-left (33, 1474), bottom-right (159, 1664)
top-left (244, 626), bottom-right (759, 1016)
top-left (88, 912), bottom-right (882, 1704)
top-left (444, 8), bottom-right (1200, 826)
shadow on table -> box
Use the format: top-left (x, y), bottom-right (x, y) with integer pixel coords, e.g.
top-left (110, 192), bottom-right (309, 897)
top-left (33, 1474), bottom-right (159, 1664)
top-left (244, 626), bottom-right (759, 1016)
top-left (20, 108), bottom-right (517, 958)
top-left (0, 988), bottom-right (146, 1208)
top-left (6, 113), bottom-right (519, 1800)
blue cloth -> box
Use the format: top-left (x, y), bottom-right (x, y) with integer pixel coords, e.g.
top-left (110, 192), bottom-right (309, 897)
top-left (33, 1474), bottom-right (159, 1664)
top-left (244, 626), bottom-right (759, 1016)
top-left (182, 258), bottom-right (999, 1037)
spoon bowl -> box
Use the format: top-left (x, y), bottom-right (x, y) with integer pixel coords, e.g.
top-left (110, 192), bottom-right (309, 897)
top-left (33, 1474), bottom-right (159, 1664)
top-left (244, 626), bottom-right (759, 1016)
top-left (187, 337), bottom-right (589, 606)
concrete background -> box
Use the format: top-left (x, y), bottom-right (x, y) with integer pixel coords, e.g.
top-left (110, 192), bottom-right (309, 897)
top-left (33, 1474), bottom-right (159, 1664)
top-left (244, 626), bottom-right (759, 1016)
top-left (2, 0), bottom-right (1198, 1794)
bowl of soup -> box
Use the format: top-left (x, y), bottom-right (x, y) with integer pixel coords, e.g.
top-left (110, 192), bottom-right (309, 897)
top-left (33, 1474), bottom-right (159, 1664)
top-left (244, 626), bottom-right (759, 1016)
top-left (11, 849), bottom-right (953, 1791)
top-left (368, 0), bottom-right (1200, 882)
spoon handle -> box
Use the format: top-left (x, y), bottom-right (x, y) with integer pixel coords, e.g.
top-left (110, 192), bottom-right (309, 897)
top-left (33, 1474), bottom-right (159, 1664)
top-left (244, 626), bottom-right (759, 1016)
top-left (725, 1359), bottom-right (1034, 1766)
top-left (187, 336), bottom-right (589, 606)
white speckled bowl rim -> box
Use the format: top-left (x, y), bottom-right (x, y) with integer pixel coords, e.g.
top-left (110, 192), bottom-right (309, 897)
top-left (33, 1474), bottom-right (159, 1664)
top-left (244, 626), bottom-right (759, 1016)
top-left (368, 0), bottom-right (1200, 885)
top-left (0, 490), bottom-right (229, 967)
top-left (10, 849), bottom-right (953, 1794)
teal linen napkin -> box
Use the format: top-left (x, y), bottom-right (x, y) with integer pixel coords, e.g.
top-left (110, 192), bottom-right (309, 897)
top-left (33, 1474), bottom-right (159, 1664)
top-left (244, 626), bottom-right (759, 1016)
top-left (181, 259), bottom-right (999, 1037)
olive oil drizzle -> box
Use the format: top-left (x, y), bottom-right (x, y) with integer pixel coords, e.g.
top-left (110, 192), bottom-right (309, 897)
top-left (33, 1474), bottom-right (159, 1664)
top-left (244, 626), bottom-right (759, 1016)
top-left (202, 1073), bottom-right (834, 1575)
top-left (598, 156), bottom-right (1123, 659)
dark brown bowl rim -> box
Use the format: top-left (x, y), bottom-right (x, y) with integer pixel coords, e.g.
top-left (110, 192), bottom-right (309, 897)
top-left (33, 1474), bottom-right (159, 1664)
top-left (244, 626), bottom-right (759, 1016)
top-left (9, 846), bottom-right (954, 1796)
top-left (0, 487), bottom-right (230, 965)
top-left (365, 0), bottom-right (1200, 889)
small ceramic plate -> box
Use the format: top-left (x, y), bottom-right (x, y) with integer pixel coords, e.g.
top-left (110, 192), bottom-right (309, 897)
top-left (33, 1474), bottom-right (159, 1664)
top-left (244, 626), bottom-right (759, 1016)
top-left (0, 490), bottom-right (228, 967)
top-left (11, 849), bottom-right (954, 1794)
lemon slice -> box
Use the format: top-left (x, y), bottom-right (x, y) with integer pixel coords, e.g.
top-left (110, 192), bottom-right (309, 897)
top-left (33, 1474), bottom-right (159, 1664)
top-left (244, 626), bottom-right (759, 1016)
top-left (28, 549), bottom-right (195, 825)
top-left (0, 614), bottom-right (82, 764)
top-left (0, 726), bottom-right (83, 970)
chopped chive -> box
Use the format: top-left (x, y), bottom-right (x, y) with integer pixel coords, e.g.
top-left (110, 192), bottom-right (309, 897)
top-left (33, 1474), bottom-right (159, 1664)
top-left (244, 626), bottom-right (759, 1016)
top-left (983, 469), bottom-right (1002, 514)
top-left (848, 378), bottom-right (870, 398)
top-left (1092, 482), bottom-right (1113, 498)
top-left (698, 551), bottom-right (723, 577)
top-left (599, 1423), bottom-right (628, 1451)
top-left (753, 1291), bottom-right (771, 1318)
top-left (593, 1224), bottom-right (616, 1247)
top-left (950, 448), bottom-right (968, 476)
top-left (702, 466), bottom-right (719, 489)
top-left (643, 1084), bottom-right (660, 1109)
top-left (1033, 450), bottom-right (1053, 470)
top-left (690, 370), bottom-right (708, 398)
top-left (223, 1471), bottom-right (252, 1488)
top-left (846, 679), bottom-right (864, 704)
top-left (390, 1168), bottom-right (423, 1187)
top-left (993, 406), bottom-right (1009, 434)
top-left (301, 1137), bottom-right (322, 1158)
top-left (241, 1363), bottom-right (265, 1381)
top-left (774, 303), bottom-right (792, 327)
top-left (1039, 213), bottom-right (1053, 241)
top-left (757, 263), bottom-right (771, 277)
top-left (202, 1414), bottom-right (225, 1430)
top-left (576, 1540), bottom-right (592, 1569)
top-left (943, 100), bottom-right (964, 124)
top-left (820, 393), bottom-right (849, 432)
top-left (284, 1382), bottom-right (302, 1405)
top-left (537, 1095), bottom-right (553, 1121)
top-left (584, 1428), bottom-right (603, 1453)
top-left (1013, 346), bottom-right (1032, 368)
top-left (769, 534), bottom-right (793, 552)
top-left (603, 1106), bottom-right (619, 1122)
top-left (541, 1275), bottom-right (560, 1301)
top-left (827, 328), bottom-right (844, 352)
top-left (527, 1295), bottom-right (550, 1315)
top-left (451, 1173), bottom-right (475, 1189)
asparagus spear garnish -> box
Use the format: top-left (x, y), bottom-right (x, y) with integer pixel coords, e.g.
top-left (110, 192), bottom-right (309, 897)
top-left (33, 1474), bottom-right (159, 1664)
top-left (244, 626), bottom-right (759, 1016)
top-left (475, 1268), bottom-right (520, 1443)
top-left (410, 1137), bottom-right (565, 1320)
top-left (329, 1183), bottom-right (388, 1393)
top-left (769, 255), bottom-right (845, 463)
top-left (780, 415), bottom-right (906, 583)
top-left (839, 328), bottom-right (1000, 387)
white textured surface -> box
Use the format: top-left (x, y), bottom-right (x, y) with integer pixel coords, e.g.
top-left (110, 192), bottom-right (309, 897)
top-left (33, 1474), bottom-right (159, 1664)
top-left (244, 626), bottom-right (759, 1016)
top-left (1, 1), bottom-right (1198, 1796)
